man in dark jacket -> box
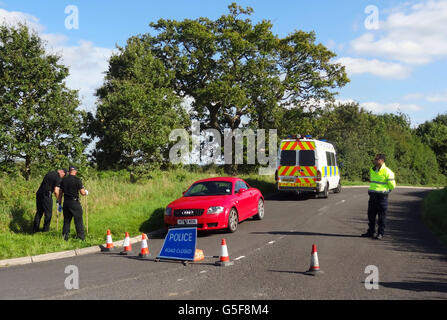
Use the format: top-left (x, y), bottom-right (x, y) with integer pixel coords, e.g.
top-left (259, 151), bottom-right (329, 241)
top-left (33, 168), bottom-right (67, 233)
top-left (58, 165), bottom-right (88, 241)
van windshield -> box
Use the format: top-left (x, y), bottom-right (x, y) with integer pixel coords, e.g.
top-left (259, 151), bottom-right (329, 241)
top-left (299, 150), bottom-right (315, 166)
top-left (280, 150), bottom-right (296, 166)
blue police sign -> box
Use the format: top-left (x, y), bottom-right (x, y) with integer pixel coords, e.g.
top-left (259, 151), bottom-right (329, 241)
top-left (157, 227), bottom-right (197, 261)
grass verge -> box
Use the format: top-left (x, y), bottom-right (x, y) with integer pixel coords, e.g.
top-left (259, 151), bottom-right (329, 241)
top-left (421, 187), bottom-right (447, 246)
top-left (0, 169), bottom-right (275, 260)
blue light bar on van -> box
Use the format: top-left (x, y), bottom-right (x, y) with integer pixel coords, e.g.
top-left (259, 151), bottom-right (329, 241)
top-left (320, 138), bottom-right (327, 142)
top-left (305, 135), bottom-right (312, 139)
top-left (287, 134), bottom-right (302, 139)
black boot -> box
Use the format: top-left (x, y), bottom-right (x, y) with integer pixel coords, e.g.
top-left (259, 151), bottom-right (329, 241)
top-left (361, 231), bottom-right (374, 237)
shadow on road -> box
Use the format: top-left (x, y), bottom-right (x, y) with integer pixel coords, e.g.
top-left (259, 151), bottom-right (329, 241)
top-left (385, 190), bottom-right (447, 257)
top-left (374, 189), bottom-right (447, 297)
top-left (251, 231), bottom-right (361, 238)
top-left (379, 280), bottom-right (447, 294)
top-left (264, 192), bottom-right (314, 202)
top-left (268, 269), bottom-right (315, 276)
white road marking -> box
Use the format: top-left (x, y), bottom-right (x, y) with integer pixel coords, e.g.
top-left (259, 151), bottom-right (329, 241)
top-left (234, 256), bottom-right (246, 261)
top-left (177, 279), bottom-right (183, 282)
top-left (335, 200), bottom-right (346, 205)
top-left (199, 270), bottom-right (207, 274)
top-left (268, 241), bottom-right (276, 245)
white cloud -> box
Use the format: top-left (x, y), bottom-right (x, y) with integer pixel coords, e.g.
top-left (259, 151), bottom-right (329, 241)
top-left (403, 93), bottom-right (424, 101)
top-left (0, 8), bottom-right (43, 32)
top-left (52, 41), bottom-right (114, 112)
top-left (336, 57), bottom-right (411, 79)
top-left (403, 90), bottom-right (447, 103)
top-left (0, 8), bottom-right (114, 112)
top-left (426, 92), bottom-right (447, 103)
top-left (350, 0), bottom-right (447, 65)
top-left (360, 102), bottom-right (423, 113)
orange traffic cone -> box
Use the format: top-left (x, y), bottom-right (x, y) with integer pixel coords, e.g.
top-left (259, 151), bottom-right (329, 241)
top-left (120, 232), bottom-right (132, 255)
top-left (215, 239), bottom-right (234, 266)
top-left (194, 249), bottom-right (205, 262)
top-left (305, 244), bottom-right (324, 276)
top-left (102, 229), bottom-right (114, 252)
top-left (138, 233), bottom-right (151, 259)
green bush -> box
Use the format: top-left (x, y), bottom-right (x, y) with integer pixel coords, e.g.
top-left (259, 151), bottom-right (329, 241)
top-left (422, 187), bottom-right (447, 246)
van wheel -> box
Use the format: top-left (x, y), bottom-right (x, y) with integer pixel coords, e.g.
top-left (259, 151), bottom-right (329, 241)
top-left (334, 181), bottom-right (342, 193)
top-left (318, 183), bottom-right (329, 199)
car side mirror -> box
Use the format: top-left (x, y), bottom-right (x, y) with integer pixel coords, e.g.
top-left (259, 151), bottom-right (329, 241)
top-left (238, 188), bottom-right (247, 194)
top-left (182, 191), bottom-right (186, 196)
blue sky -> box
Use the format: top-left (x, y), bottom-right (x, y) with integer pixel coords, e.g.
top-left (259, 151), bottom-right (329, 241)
top-left (1, 0), bottom-right (447, 126)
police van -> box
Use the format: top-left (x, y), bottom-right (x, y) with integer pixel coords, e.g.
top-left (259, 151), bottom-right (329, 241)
top-left (275, 135), bottom-right (341, 198)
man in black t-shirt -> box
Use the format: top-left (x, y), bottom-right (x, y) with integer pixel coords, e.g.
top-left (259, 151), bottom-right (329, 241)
top-left (33, 168), bottom-right (67, 233)
top-left (58, 165), bottom-right (88, 241)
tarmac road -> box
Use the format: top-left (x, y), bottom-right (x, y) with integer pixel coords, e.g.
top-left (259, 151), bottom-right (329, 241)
top-left (0, 187), bottom-right (446, 300)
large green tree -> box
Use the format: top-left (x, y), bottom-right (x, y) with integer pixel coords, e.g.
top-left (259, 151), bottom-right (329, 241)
top-left (144, 3), bottom-right (348, 172)
top-left (146, 3), bottom-right (348, 133)
top-left (90, 36), bottom-right (188, 179)
top-left (0, 24), bottom-right (87, 180)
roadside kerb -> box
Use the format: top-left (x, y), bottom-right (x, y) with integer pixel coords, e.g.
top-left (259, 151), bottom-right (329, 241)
top-left (0, 230), bottom-right (163, 268)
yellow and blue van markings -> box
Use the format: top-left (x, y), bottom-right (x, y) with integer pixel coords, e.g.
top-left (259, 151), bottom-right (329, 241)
top-left (323, 166), bottom-right (339, 177)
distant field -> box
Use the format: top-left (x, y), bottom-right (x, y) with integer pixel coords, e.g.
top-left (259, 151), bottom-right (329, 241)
top-left (0, 169), bottom-right (443, 260)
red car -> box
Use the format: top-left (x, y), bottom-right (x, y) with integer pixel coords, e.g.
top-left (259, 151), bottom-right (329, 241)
top-left (164, 177), bottom-right (264, 233)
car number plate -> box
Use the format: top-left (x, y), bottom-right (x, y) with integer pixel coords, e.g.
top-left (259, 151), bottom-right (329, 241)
top-left (177, 219), bottom-right (198, 225)
top-left (281, 177), bottom-right (295, 182)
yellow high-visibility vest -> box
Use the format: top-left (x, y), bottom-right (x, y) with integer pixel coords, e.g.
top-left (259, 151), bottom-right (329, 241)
top-left (369, 163), bottom-right (396, 193)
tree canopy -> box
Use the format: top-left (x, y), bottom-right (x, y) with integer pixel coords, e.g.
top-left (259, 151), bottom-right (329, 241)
top-left (146, 3), bottom-right (349, 133)
top-left (0, 24), bottom-right (86, 180)
top-left (279, 102), bottom-right (446, 185)
top-left (415, 113), bottom-right (447, 176)
top-left (89, 36), bottom-right (189, 179)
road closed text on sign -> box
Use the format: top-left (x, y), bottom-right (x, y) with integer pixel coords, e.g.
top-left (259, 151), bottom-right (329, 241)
top-left (157, 227), bottom-right (197, 261)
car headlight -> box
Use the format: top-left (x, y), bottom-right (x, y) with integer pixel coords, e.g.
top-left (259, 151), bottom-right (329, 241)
top-left (207, 206), bottom-right (225, 214)
top-left (165, 207), bottom-right (172, 216)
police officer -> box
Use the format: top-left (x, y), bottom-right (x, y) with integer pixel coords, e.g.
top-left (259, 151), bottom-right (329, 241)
top-left (361, 154), bottom-right (396, 240)
top-left (58, 165), bottom-right (89, 241)
top-left (33, 168), bottom-right (67, 233)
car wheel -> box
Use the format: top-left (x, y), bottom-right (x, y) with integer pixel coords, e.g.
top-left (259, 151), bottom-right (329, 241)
top-left (254, 198), bottom-right (265, 220)
top-left (227, 208), bottom-right (238, 233)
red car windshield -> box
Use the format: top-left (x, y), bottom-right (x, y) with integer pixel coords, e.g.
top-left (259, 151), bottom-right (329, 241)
top-left (184, 181), bottom-right (233, 197)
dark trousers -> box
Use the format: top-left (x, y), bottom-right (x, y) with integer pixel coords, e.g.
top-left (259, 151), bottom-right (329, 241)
top-left (62, 199), bottom-right (85, 240)
top-left (33, 191), bottom-right (53, 233)
top-left (367, 192), bottom-right (389, 235)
